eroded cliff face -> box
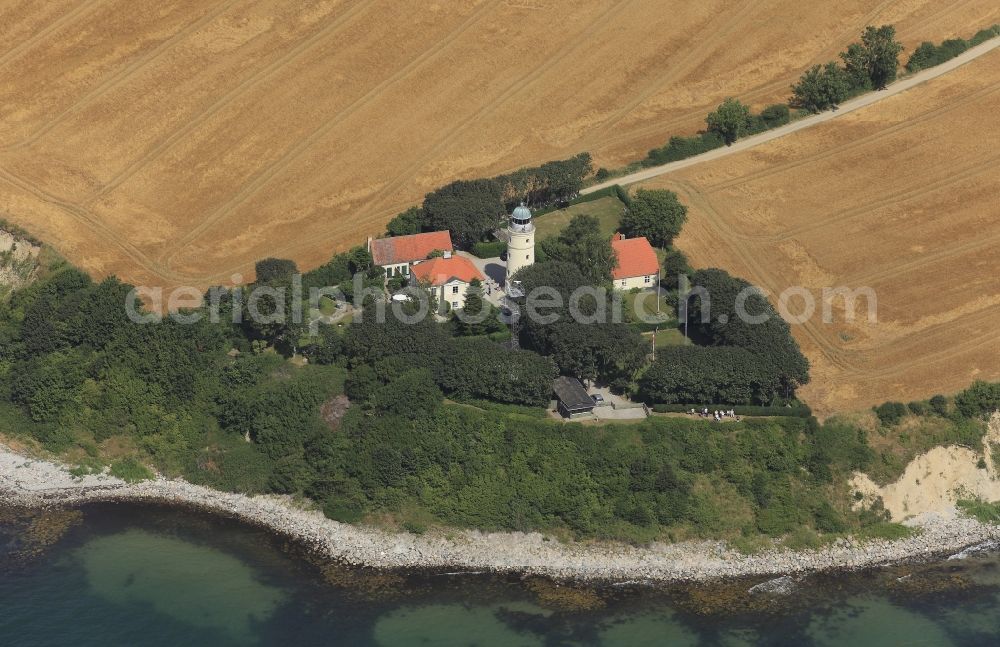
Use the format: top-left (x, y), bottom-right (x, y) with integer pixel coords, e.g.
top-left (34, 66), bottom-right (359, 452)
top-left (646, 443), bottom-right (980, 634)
top-left (0, 229), bottom-right (41, 293)
top-left (851, 413), bottom-right (1000, 521)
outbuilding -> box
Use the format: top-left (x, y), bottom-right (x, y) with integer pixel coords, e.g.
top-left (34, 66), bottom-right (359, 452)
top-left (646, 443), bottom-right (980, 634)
top-left (611, 233), bottom-right (659, 290)
top-left (553, 376), bottom-right (595, 419)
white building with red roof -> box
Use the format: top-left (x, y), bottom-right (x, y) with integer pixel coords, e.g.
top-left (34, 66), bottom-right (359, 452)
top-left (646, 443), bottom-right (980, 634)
top-left (410, 254), bottom-right (485, 311)
top-left (369, 231), bottom-right (453, 277)
top-left (611, 234), bottom-right (659, 290)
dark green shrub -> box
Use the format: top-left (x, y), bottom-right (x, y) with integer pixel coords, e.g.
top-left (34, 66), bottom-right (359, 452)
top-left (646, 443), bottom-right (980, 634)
top-left (643, 132), bottom-right (725, 167)
top-left (906, 26), bottom-right (1000, 72)
top-left (874, 401), bottom-right (907, 426)
top-left (929, 394), bottom-right (949, 416)
top-left (386, 275), bottom-right (407, 292)
top-left (969, 25), bottom-right (1000, 46)
top-left (323, 499), bottom-right (364, 523)
top-left (661, 247), bottom-right (691, 287)
top-left (471, 240), bottom-right (507, 258)
top-left (254, 258), bottom-right (298, 284)
top-left (954, 381), bottom-right (1000, 419)
top-left (109, 457), bottom-right (154, 483)
top-left (403, 520), bottom-right (428, 535)
top-left (613, 184), bottom-right (631, 207)
top-left (907, 401), bottom-right (929, 416)
top-left (386, 206), bottom-right (426, 236)
top-left (813, 501), bottom-right (847, 533)
top-left (905, 42), bottom-right (938, 72)
top-left (759, 103), bottom-right (790, 128)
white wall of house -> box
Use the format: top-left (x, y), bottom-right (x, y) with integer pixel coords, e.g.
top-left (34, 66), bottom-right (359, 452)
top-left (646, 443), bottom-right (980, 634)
top-left (615, 274), bottom-right (657, 291)
top-left (442, 280), bottom-right (468, 310)
top-left (424, 280), bottom-right (471, 312)
top-left (382, 262), bottom-right (410, 277)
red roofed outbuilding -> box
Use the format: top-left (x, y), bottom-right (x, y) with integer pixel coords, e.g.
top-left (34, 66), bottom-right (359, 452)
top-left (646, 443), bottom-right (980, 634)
top-left (410, 255), bottom-right (485, 311)
top-left (370, 231), bottom-right (453, 276)
top-left (611, 234), bottom-right (659, 290)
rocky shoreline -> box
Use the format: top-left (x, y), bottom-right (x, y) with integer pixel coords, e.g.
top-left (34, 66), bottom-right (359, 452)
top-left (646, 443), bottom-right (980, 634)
top-left (2, 444), bottom-right (998, 583)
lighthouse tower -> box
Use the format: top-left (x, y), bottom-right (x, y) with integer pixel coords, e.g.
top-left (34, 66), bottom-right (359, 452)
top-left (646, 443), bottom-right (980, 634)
top-left (505, 203), bottom-right (535, 285)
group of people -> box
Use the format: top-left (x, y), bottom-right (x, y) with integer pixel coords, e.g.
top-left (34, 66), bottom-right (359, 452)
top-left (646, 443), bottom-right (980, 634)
top-left (690, 408), bottom-right (741, 422)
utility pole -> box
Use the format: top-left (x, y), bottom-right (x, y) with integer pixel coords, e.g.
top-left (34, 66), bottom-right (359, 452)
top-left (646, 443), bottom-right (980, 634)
top-left (683, 296), bottom-right (689, 339)
top-left (656, 268), bottom-right (661, 316)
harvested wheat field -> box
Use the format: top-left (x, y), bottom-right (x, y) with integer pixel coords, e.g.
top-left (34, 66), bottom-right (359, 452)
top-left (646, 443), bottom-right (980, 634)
top-left (0, 0), bottom-right (998, 289)
top-left (639, 47), bottom-right (1000, 417)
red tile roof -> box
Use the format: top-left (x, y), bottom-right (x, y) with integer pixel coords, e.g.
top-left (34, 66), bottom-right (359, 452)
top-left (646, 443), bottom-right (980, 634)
top-left (611, 236), bottom-right (659, 280)
top-left (371, 231), bottom-right (453, 266)
top-left (410, 255), bottom-right (484, 286)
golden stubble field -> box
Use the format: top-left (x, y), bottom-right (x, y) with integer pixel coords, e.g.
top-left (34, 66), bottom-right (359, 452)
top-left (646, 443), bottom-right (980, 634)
top-left (639, 48), bottom-right (1000, 416)
top-left (1, 0), bottom-right (998, 289)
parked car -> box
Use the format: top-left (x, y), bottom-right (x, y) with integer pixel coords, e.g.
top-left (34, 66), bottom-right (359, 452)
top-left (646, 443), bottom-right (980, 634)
top-left (591, 394), bottom-right (605, 405)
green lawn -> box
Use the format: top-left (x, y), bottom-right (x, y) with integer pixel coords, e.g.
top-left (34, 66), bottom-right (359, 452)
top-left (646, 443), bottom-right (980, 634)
top-left (643, 327), bottom-right (690, 349)
top-left (622, 290), bottom-right (671, 319)
top-left (533, 196), bottom-right (626, 241)
top-left (318, 295), bottom-right (338, 316)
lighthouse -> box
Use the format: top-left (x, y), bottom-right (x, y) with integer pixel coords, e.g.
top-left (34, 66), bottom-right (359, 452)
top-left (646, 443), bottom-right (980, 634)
top-left (505, 202), bottom-right (535, 285)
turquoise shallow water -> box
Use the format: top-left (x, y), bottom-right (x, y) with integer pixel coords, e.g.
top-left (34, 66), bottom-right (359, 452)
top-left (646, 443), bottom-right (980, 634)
top-left (1, 503), bottom-right (999, 646)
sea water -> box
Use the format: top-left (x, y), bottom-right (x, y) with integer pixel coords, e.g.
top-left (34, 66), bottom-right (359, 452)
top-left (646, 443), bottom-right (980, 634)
top-left (1, 502), bottom-right (998, 646)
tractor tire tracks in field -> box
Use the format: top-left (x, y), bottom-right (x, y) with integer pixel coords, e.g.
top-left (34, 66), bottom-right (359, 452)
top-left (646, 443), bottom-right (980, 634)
top-left (0, 0), bottom-right (102, 70)
top-left (3, 0), bottom-right (242, 152)
top-left (86, 0), bottom-right (378, 204)
top-left (583, 35), bottom-right (1000, 194)
top-left (159, 0), bottom-right (503, 271)
top-left (167, 0), bottom-right (633, 279)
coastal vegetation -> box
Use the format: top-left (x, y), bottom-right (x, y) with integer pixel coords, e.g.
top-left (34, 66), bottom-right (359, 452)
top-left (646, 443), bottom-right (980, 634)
top-left (2, 252), bottom-right (995, 546)
top-left (2, 21), bottom-right (999, 550)
top-left (957, 498), bottom-right (1000, 525)
top-left (863, 391), bottom-right (993, 485)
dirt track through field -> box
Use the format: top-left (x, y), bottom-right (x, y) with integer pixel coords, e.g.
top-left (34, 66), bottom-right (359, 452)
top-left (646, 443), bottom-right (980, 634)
top-left (637, 48), bottom-right (1000, 415)
top-left (1, 0), bottom-right (997, 289)
top-left (586, 36), bottom-right (1000, 193)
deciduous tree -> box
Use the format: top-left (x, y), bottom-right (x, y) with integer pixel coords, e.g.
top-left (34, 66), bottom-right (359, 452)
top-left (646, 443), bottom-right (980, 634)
top-left (423, 179), bottom-right (504, 248)
top-left (620, 189), bottom-right (688, 248)
top-left (840, 25), bottom-right (903, 90)
top-left (791, 62), bottom-right (851, 113)
top-left (706, 98), bottom-right (752, 145)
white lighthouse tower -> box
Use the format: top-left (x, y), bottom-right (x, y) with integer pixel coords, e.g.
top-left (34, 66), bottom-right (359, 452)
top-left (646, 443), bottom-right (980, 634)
top-left (505, 202), bottom-right (535, 285)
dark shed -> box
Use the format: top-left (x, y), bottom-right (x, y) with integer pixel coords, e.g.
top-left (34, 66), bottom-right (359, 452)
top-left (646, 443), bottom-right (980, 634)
top-left (553, 376), bottom-right (595, 419)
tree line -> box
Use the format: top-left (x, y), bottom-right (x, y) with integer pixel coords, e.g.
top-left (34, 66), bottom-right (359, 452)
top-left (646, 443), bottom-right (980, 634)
top-left (905, 25), bottom-right (999, 72)
top-left (386, 153), bottom-right (593, 248)
top-left (638, 268), bottom-right (810, 406)
top-left (607, 22), bottom-right (1000, 175)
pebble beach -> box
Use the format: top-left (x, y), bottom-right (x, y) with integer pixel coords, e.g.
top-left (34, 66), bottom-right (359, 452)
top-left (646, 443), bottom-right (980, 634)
top-left (2, 444), bottom-right (997, 583)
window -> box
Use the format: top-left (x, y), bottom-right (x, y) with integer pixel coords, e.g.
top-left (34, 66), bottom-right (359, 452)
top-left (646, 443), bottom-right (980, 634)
top-left (452, 285), bottom-right (459, 294)
top-left (402, 265), bottom-right (409, 275)
top-left (525, 254), bottom-right (529, 259)
top-left (644, 275), bottom-right (651, 283)
top-left (452, 301), bottom-right (458, 308)
top-left (620, 280), bottom-right (627, 288)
